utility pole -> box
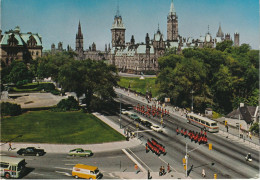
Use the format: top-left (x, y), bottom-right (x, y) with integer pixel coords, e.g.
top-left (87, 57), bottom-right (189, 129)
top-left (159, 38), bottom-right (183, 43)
top-left (191, 89), bottom-right (194, 112)
top-left (119, 94), bottom-right (122, 129)
top-left (238, 114), bottom-right (240, 139)
top-left (186, 143), bottom-right (188, 177)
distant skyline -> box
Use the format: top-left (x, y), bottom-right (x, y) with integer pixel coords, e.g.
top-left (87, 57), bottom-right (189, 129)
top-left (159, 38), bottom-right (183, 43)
top-left (1, 0), bottom-right (259, 50)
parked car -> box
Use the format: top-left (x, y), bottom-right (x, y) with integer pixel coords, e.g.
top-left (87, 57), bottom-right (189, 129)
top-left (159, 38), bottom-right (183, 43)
top-left (68, 148), bottom-right (93, 157)
top-left (129, 114), bottom-right (141, 122)
top-left (121, 109), bottom-right (129, 115)
top-left (151, 125), bottom-right (163, 132)
top-left (17, 147), bottom-right (45, 156)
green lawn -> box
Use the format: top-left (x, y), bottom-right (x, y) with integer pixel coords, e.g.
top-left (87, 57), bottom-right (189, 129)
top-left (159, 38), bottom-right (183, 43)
top-left (1, 111), bottom-right (125, 144)
top-left (118, 77), bottom-right (160, 97)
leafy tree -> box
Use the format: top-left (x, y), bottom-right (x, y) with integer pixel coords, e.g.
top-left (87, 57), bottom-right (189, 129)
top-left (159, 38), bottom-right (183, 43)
top-left (249, 122), bottom-right (259, 134)
top-left (7, 61), bottom-right (33, 86)
top-left (216, 40), bottom-right (233, 52)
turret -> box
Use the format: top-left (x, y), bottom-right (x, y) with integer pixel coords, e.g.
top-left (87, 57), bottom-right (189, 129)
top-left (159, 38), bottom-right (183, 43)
top-left (167, 0), bottom-right (178, 42)
top-left (234, 32), bottom-right (239, 47)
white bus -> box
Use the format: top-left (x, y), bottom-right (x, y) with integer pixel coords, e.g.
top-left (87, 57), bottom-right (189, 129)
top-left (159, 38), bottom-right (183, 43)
top-left (187, 113), bottom-right (219, 132)
top-left (0, 156), bottom-right (26, 179)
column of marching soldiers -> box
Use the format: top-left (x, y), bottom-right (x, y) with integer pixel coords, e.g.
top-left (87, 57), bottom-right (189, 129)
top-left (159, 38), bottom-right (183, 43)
top-left (133, 103), bottom-right (170, 118)
top-left (177, 127), bottom-right (208, 144)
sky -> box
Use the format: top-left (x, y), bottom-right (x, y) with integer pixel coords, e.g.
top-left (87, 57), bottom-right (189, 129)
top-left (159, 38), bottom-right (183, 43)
top-left (1, 0), bottom-right (259, 50)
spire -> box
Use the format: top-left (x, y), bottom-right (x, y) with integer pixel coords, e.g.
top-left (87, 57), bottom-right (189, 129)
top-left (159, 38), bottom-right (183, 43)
top-left (77, 20), bottom-right (83, 38)
top-left (116, 1), bottom-right (120, 17)
top-left (216, 22), bottom-right (224, 38)
top-left (157, 23), bottom-right (160, 33)
top-left (169, 0), bottom-right (176, 15)
top-left (207, 25), bottom-right (210, 34)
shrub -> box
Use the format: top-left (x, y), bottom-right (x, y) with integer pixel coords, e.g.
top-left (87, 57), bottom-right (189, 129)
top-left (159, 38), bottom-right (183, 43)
top-left (1, 102), bottom-right (22, 116)
top-left (51, 89), bottom-right (60, 95)
top-left (38, 83), bottom-right (55, 92)
top-left (249, 122), bottom-right (259, 134)
top-left (55, 96), bottom-right (79, 111)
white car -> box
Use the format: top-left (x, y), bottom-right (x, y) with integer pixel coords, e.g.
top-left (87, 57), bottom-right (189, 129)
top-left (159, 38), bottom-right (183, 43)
top-left (121, 109), bottom-right (129, 115)
top-left (151, 125), bottom-right (163, 132)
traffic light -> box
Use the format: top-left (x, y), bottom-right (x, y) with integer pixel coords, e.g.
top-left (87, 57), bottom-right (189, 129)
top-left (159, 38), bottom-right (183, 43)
top-left (214, 173), bottom-right (217, 179)
top-left (225, 121), bottom-right (227, 126)
top-left (182, 158), bottom-right (186, 164)
top-left (183, 165), bottom-right (187, 170)
top-left (136, 123), bottom-right (139, 128)
top-left (209, 143), bottom-right (212, 150)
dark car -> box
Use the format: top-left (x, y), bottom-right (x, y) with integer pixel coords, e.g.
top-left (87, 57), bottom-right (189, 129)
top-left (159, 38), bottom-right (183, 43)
top-left (17, 147), bottom-right (45, 156)
top-left (142, 120), bottom-right (152, 128)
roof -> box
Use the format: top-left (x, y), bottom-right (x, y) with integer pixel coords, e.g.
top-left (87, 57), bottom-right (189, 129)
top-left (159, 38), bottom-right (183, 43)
top-left (188, 113), bottom-right (217, 124)
top-left (74, 164), bottom-right (98, 171)
top-left (216, 24), bottom-right (224, 38)
top-left (226, 105), bottom-right (257, 124)
top-left (0, 156), bottom-right (25, 165)
top-left (0, 27), bottom-right (42, 46)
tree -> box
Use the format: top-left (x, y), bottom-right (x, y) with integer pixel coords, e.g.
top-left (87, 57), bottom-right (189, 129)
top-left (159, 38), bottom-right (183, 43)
top-left (7, 61), bottom-right (33, 86)
top-left (216, 40), bottom-right (233, 52)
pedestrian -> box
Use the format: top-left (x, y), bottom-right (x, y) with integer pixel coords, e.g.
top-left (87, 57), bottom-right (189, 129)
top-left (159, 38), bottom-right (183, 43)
top-left (202, 169), bottom-right (206, 177)
top-left (147, 170), bottom-right (151, 179)
top-left (226, 125), bottom-right (229, 133)
top-left (159, 166), bottom-right (162, 176)
top-left (249, 132), bottom-right (252, 140)
top-left (135, 164), bottom-right (139, 174)
top-left (8, 142), bottom-right (12, 151)
top-left (167, 163), bottom-right (170, 173)
top-left (162, 166), bottom-right (165, 175)
top-left (176, 127), bottom-right (179, 135)
top-left (146, 143), bottom-right (149, 153)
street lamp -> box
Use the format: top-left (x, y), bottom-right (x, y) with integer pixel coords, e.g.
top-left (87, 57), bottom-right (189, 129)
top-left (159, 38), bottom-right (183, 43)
top-left (119, 94), bottom-right (122, 129)
top-left (190, 89), bottom-right (194, 112)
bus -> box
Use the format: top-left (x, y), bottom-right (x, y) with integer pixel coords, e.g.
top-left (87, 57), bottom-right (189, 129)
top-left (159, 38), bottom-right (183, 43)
top-left (186, 113), bottom-right (219, 132)
top-left (0, 156), bottom-right (26, 179)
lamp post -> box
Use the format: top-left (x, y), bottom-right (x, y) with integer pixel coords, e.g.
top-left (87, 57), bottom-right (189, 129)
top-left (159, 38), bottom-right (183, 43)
top-left (119, 94), bottom-right (122, 129)
top-left (190, 89), bottom-right (194, 112)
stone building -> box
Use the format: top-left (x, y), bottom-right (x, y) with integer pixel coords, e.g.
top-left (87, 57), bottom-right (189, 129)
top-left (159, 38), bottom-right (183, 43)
top-left (0, 26), bottom-right (43, 65)
top-left (74, 21), bottom-right (108, 61)
top-left (108, 0), bottom-right (240, 74)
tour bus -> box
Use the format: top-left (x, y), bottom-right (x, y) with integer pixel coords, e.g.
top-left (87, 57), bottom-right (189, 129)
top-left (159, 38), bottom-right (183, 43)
top-left (0, 156), bottom-right (26, 179)
top-left (187, 113), bottom-right (219, 132)
top-left (72, 164), bottom-right (102, 179)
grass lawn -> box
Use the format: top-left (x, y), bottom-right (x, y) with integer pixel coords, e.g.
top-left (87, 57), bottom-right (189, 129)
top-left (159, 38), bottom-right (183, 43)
top-left (118, 77), bottom-right (160, 97)
top-left (1, 111), bottom-right (125, 144)
top-left (9, 82), bottom-right (53, 92)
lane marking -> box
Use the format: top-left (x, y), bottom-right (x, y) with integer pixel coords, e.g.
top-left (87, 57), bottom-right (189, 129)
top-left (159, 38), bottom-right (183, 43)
top-left (108, 172), bottom-right (115, 177)
top-left (31, 172), bottom-right (45, 176)
top-left (55, 171), bottom-right (72, 177)
top-left (54, 167), bottom-right (72, 171)
top-left (122, 148), bottom-right (150, 172)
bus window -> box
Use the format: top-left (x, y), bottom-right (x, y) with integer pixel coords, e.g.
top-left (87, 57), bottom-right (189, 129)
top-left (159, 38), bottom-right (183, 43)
top-left (194, 118), bottom-right (198, 121)
top-left (211, 123), bottom-right (217, 126)
top-left (206, 122), bottom-right (210, 126)
top-left (201, 120), bottom-right (205, 124)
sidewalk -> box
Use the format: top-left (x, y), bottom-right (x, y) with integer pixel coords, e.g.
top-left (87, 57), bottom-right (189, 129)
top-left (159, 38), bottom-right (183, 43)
top-left (112, 171), bottom-right (188, 179)
top-left (114, 87), bottom-right (260, 151)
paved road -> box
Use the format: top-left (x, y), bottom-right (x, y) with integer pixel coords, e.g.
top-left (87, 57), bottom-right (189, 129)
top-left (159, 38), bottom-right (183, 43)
top-left (109, 91), bottom-right (260, 179)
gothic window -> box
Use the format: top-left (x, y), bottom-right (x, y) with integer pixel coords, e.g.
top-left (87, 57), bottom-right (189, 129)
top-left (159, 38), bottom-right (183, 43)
top-left (36, 51), bottom-right (39, 56)
top-left (8, 34), bottom-right (18, 46)
top-left (27, 35), bottom-right (37, 47)
top-left (31, 51), bottom-right (34, 56)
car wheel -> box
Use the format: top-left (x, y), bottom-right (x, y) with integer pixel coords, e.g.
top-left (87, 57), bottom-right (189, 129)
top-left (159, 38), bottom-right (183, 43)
top-left (22, 153), bottom-right (25, 156)
top-left (36, 153), bottom-right (39, 156)
top-left (5, 173), bottom-right (11, 179)
top-left (75, 175), bottom-right (78, 179)
top-left (89, 178), bottom-right (93, 180)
